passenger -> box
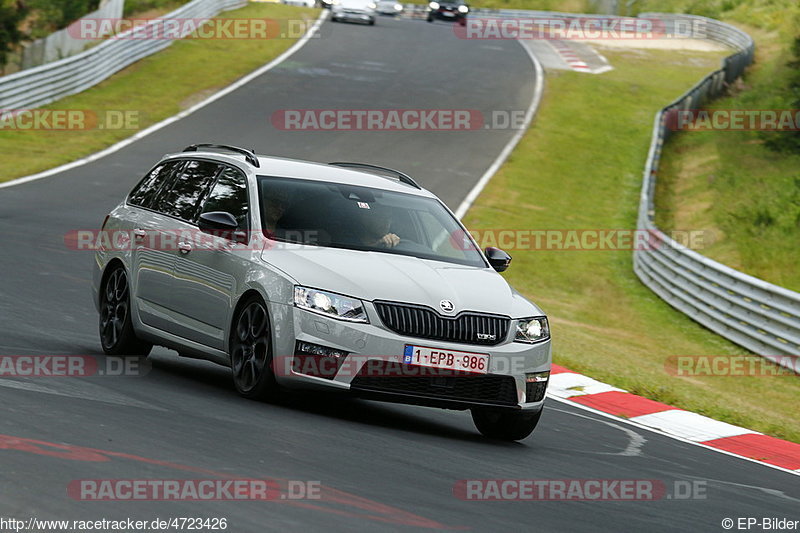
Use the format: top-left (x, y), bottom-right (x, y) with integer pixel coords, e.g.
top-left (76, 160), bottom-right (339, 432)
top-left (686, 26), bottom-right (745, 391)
top-left (263, 186), bottom-right (292, 236)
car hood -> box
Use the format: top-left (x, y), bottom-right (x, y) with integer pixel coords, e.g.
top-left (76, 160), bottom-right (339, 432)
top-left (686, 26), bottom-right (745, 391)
top-left (262, 245), bottom-right (543, 318)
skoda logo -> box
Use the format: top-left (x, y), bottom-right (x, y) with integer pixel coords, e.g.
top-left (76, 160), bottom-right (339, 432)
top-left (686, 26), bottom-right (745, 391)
top-left (439, 300), bottom-right (455, 313)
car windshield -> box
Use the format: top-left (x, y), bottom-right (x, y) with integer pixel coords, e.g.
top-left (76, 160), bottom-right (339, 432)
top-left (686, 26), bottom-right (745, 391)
top-left (258, 175), bottom-right (486, 268)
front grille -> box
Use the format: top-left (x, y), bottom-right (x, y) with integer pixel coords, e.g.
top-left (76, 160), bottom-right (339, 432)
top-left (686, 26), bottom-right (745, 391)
top-left (351, 361), bottom-right (518, 406)
top-left (373, 301), bottom-right (510, 346)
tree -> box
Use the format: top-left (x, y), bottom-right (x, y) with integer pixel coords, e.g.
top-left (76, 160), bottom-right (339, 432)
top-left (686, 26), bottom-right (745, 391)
top-left (27, 0), bottom-right (101, 37)
top-left (0, 0), bottom-right (28, 70)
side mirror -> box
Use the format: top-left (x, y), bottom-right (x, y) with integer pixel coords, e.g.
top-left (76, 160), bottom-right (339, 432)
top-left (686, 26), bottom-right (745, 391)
top-left (198, 211), bottom-right (240, 241)
top-left (485, 246), bottom-right (511, 272)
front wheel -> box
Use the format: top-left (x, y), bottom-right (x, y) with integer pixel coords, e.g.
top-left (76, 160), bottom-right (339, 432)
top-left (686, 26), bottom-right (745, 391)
top-left (99, 266), bottom-right (152, 356)
top-left (230, 296), bottom-right (279, 401)
top-left (427, 15), bottom-right (433, 22)
top-left (471, 408), bottom-right (542, 441)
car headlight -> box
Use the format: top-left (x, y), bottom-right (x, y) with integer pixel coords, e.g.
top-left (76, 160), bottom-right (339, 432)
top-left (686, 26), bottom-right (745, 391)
top-left (394, 3), bottom-right (402, 9)
top-left (294, 286), bottom-right (369, 323)
top-left (429, 1), bottom-right (439, 9)
top-left (514, 317), bottom-right (549, 343)
top-left (457, 4), bottom-right (468, 12)
top-left (368, 2), bottom-right (377, 8)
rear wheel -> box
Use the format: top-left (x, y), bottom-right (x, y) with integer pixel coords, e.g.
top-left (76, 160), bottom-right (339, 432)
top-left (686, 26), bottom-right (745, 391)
top-left (471, 408), bottom-right (542, 441)
top-left (230, 296), bottom-right (279, 401)
top-left (99, 266), bottom-right (152, 356)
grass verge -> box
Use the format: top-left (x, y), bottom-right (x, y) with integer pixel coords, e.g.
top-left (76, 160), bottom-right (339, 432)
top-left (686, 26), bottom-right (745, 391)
top-left (463, 47), bottom-right (800, 443)
top-left (654, 5), bottom-right (800, 292)
top-left (0, 3), bottom-right (317, 182)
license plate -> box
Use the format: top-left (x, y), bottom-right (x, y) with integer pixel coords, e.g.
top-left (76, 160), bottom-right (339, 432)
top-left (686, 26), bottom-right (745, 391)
top-left (442, 11), bottom-right (455, 16)
top-left (403, 345), bottom-right (490, 374)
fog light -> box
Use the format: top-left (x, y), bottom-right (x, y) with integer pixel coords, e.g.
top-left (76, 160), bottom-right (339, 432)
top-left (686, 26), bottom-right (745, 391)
top-left (293, 341), bottom-right (348, 379)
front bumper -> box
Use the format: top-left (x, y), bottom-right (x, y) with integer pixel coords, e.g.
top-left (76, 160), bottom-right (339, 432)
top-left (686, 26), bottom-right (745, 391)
top-left (269, 301), bottom-right (551, 411)
top-left (332, 9), bottom-right (375, 21)
top-left (429, 10), bottom-right (466, 21)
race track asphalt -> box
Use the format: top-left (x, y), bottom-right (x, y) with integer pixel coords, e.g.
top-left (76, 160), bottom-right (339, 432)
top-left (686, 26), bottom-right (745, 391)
top-left (0, 16), bottom-right (796, 532)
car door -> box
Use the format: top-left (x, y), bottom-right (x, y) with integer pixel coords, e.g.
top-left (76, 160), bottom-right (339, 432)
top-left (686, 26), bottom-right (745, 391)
top-left (128, 160), bottom-right (187, 332)
top-left (170, 164), bottom-right (252, 350)
top-left (140, 158), bottom-right (223, 335)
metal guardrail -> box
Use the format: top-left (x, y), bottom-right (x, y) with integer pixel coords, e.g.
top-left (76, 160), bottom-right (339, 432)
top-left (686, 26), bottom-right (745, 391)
top-left (404, 7), bottom-right (799, 367)
top-left (0, 0), bottom-right (246, 110)
top-left (633, 14), bottom-right (800, 369)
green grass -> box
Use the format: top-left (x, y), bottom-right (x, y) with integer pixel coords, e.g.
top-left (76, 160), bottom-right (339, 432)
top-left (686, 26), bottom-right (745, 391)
top-left (0, 3), bottom-right (317, 182)
top-left (654, 2), bottom-right (800, 291)
top-left (463, 48), bottom-right (800, 443)
top-left (123, 0), bottom-right (193, 17)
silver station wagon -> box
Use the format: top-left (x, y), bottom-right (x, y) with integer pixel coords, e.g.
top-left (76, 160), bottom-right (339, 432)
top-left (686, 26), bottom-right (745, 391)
top-left (92, 144), bottom-right (551, 440)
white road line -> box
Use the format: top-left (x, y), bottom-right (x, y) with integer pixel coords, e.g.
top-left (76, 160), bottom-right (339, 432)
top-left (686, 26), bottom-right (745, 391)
top-left (549, 396), bottom-right (800, 478)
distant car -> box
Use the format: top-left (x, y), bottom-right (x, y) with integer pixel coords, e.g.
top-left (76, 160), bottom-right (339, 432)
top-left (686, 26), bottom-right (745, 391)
top-left (331, 0), bottom-right (377, 24)
top-left (427, 0), bottom-right (468, 25)
top-left (92, 144), bottom-right (551, 441)
top-left (282, 0), bottom-right (315, 6)
top-left (376, 0), bottom-right (403, 16)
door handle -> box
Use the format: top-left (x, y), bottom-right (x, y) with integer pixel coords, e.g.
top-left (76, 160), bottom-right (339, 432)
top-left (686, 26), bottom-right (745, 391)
top-left (178, 241), bottom-right (192, 254)
top-left (133, 228), bottom-right (147, 240)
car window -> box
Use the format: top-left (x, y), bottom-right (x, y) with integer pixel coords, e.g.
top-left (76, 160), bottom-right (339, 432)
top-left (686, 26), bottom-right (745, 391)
top-left (201, 166), bottom-right (250, 230)
top-left (154, 159), bottom-right (222, 222)
top-left (128, 161), bottom-right (183, 210)
top-left (257, 176), bottom-right (487, 268)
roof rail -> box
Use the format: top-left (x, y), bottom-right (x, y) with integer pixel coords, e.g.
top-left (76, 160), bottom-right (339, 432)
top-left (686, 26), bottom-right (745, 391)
top-left (328, 162), bottom-right (422, 189)
top-left (183, 144), bottom-right (260, 168)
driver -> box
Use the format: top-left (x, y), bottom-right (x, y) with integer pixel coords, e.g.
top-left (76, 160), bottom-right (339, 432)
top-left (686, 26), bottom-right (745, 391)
top-left (357, 206), bottom-right (399, 248)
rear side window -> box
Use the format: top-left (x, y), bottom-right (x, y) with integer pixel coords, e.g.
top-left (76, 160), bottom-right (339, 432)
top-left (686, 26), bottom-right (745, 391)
top-left (201, 166), bottom-right (249, 230)
top-left (154, 159), bottom-right (222, 222)
top-left (128, 161), bottom-right (182, 209)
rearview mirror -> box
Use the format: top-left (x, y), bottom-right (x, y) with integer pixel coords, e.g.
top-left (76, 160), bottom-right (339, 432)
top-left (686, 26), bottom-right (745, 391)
top-left (485, 247), bottom-right (511, 272)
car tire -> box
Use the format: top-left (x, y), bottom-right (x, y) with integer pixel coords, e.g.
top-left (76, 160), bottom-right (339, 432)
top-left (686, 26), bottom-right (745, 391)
top-left (471, 407), bottom-right (542, 441)
top-left (427, 15), bottom-right (433, 22)
top-left (99, 266), bottom-right (152, 357)
top-left (369, 18), bottom-right (375, 25)
top-left (458, 18), bottom-right (466, 26)
top-left (230, 295), bottom-right (280, 401)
